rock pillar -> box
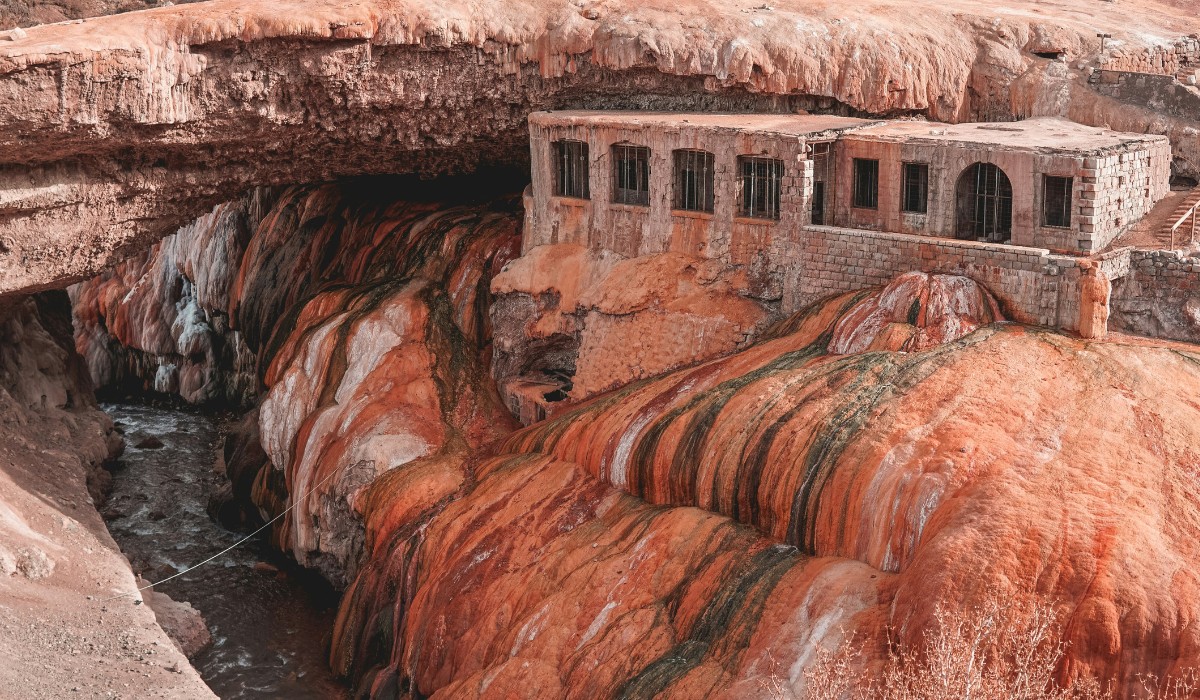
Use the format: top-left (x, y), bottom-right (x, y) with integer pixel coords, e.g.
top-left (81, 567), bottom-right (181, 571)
top-left (1078, 261), bottom-right (1111, 339)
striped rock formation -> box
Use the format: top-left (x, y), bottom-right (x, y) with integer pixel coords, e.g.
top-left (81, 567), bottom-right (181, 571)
top-left (332, 276), bottom-right (1200, 697)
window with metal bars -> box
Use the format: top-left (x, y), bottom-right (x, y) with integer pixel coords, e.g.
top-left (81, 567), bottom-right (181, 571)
top-left (1042, 175), bottom-right (1073, 228)
top-left (738, 156), bottom-right (784, 220)
top-left (810, 142), bottom-right (834, 225)
top-left (956, 163), bottom-right (1013, 242)
top-left (612, 144), bottom-right (651, 206)
top-left (901, 162), bottom-right (929, 214)
top-left (553, 140), bottom-right (589, 199)
top-left (811, 182), bottom-right (826, 225)
top-left (853, 158), bottom-right (879, 209)
top-left (673, 149), bottom-right (715, 213)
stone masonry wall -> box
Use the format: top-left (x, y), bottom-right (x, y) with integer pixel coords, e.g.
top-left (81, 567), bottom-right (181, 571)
top-left (1091, 71), bottom-right (1200, 125)
top-left (832, 135), bottom-right (1168, 253)
top-left (834, 137), bottom-right (1083, 250)
top-left (777, 226), bottom-right (1088, 330)
top-left (1101, 37), bottom-right (1200, 76)
top-left (1111, 249), bottom-right (1200, 343)
top-left (1081, 141), bottom-right (1172, 251)
top-left (526, 117), bottom-right (817, 263)
top-left (523, 112), bottom-right (1174, 339)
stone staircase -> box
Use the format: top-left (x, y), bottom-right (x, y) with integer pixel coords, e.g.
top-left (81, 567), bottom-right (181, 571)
top-left (1159, 187), bottom-right (1200, 249)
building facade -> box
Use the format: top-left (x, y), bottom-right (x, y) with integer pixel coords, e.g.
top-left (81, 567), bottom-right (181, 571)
top-left (527, 111), bottom-right (1169, 256)
top-left (524, 110), bottom-right (1173, 333)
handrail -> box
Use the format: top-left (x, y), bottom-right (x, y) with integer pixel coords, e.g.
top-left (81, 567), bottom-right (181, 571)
top-left (1170, 198), bottom-right (1200, 250)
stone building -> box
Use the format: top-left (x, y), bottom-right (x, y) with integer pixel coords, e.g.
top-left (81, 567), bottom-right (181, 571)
top-left (524, 111), bottom-right (1172, 335)
top-left (834, 120), bottom-right (1170, 252)
top-left (527, 111), bottom-right (1169, 257)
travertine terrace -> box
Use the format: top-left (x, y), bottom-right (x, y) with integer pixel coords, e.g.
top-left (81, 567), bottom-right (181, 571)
top-left (5, 0), bottom-right (1200, 699)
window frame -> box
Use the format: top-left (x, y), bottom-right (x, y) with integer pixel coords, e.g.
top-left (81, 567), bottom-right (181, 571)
top-left (809, 141), bottom-right (835, 226)
top-left (1042, 175), bottom-right (1073, 228)
top-left (672, 149), bottom-right (716, 214)
top-left (737, 155), bottom-right (785, 221)
top-left (552, 139), bottom-right (590, 200)
top-left (852, 158), bottom-right (880, 210)
top-left (611, 144), bottom-right (651, 206)
top-left (900, 162), bottom-right (930, 214)
top-left (956, 162), bottom-right (1013, 242)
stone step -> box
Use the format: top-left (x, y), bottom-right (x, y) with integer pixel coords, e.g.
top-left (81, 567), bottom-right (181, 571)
top-left (1157, 187), bottom-right (1200, 247)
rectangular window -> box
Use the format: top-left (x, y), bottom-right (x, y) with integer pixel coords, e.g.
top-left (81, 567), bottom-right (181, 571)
top-left (853, 158), bottom-right (879, 209)
top-left (612, 145), bottom-right (651, 206)
top-left (673, 149), bottom-right (715, 213)
top-left (553, 139), bottom-right (589, 199)
top-left (738, 156), bottom-right (784, 220)
top-left (901, 162), bottom-right (929, 214)
top-left (1043, 175), bottom-right (1073, 227)
top-left (811, 181), bottom-right (826, 225)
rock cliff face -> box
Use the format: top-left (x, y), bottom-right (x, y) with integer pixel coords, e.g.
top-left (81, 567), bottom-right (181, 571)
top-left (0, 0), bottom-right (1196, 295)
top-left (70, 176), bottom-right (1200, 696)
top-left (0, 0), bottom-right (199, 29)
top-left (21, 1), bottom-right (1200, 696)
top-left (335, 449), bottom-right (891, 699)
top-left (70, 189), bottom-right (274, 406)
top-left (491, 243), bottom-right (775, 424)
top-left (0, 293), bottom-right (215, 698)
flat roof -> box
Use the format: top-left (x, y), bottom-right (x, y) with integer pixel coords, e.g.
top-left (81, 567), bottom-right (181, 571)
top-left (844, 117), bottom-right (1165, 153)
top-left (531, 112), bottom-right (1166, 155)
top-left (530, 111), bottom-right (876, 138)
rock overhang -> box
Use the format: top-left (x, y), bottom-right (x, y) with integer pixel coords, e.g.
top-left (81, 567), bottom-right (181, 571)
top-left (0, 0), bottom-right (1194, 297)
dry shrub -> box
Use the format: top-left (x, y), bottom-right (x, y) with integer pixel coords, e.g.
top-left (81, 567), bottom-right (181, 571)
top-left (797, 597), bottom-right (1198, 700)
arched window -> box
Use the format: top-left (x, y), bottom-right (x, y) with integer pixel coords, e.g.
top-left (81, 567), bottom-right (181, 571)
top-left (956, 163), bottom-right (1012, 242)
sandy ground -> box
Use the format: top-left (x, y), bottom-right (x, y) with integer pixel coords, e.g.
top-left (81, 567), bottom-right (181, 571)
top-left (0, 401), bottom-right (216, 700)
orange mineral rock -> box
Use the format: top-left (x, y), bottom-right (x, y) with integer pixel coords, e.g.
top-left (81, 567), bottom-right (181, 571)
top-left (1078, 261), bottom-right (1113, 340)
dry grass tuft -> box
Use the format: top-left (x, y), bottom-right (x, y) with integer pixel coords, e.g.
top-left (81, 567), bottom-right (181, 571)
top-left (789, 597), bottom-right (1198, 700)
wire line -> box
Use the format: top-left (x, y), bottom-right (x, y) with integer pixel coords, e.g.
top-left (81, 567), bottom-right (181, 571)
top-left (100, 467), bottom-right (338, 604)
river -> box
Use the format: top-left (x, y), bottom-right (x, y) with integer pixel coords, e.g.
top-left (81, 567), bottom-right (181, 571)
top-left (99, 403), bottom-right (347, 699)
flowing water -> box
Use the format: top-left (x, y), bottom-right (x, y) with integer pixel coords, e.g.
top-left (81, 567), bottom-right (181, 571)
top-left (100, 403), bottom-right (347, 699)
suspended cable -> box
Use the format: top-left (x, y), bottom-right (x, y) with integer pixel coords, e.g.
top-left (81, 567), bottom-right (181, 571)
top-left (100, 467), bottom-right (339, 604)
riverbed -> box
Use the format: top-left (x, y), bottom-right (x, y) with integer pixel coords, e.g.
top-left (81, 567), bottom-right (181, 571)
top-left (100, 403), bottom-right (347, 699)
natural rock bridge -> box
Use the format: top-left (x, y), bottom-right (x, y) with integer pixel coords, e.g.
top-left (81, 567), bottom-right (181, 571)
top-left (0, 0), bottom-right (1196, 296)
